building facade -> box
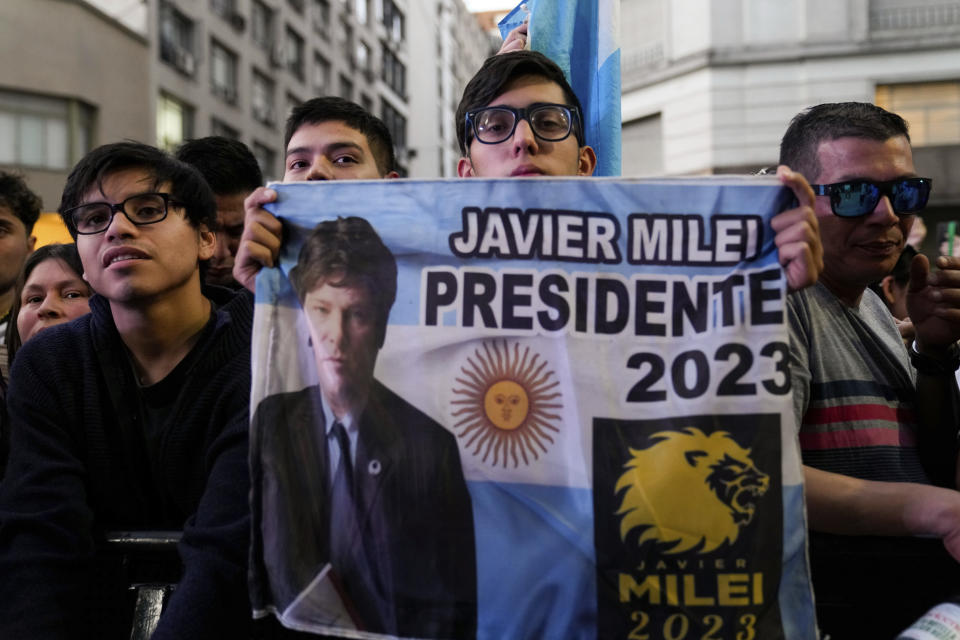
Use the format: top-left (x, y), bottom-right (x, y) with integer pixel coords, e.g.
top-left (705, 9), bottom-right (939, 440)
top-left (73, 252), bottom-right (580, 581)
top-left (1, 0), bottom-right (493, 200)
top-left (0, 0), bottom-right (152, 210)
top-left (620, 0), bottom-right (960, 246)
top-left (151, 0), bottom-right (411, 179)
top-left (408, 0), bottom-right (497, 177)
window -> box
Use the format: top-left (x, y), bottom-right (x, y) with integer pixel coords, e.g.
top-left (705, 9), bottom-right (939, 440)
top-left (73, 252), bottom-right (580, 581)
top-left (211, 0), bottom-right (236, 20)
top-left (252, 141), bottom-right (277, 181)
top-left (251, 1), bottom-right (274, 50)
top-left (381, 101), bottom-right (406, 154)
top-left (287, 0), bottom-right (305, 14)
top-left (341, 20), bottom-right (354, 69)
top-left (355, 0), bottom-right (367, 24)
top-left (159, 1), bottom-right (196, 75)
top-left (211, 117), bottom-right (239, 139)
top-left (157, 92), bottom-right (193, 152)
top-left (356, 41), bottom-right (370, 75)
top-left (621, 114), bottom-right (664, 177)
top-left (313, 52), bottom-right (331, 94)
top-left (382, 0), bottom-right (404, 43)
top-left (876, 81), bottom-right (960, 146)
top-left (339, 74), bottom-right (354, 101)
top-left (381, 47), bottom-right (405, 98)
top-left (286, 27), bottom-right (305, 80)
top-left (252, 70), bottom-right (276, 126)
top-left (0, 89), bottom-right (93, 170)
top-left (312, 0), bottom-right (330, 37)
top-left (361, 93), bottom-right (373, 114)
top-left (210, 40), bottom-right (239, 104)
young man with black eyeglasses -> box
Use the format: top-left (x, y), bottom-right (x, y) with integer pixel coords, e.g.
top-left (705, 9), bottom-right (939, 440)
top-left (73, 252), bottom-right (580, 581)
top-left (779, 102), bottom-right (960, 636)
top-left (454, 50), bottom-right (824, 292)
top-left (0, 142), bottom-right (254, 638)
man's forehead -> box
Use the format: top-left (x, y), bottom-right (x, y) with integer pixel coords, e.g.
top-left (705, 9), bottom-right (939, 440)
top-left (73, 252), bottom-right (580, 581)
top-left (0, 205), bottom-right (22, 225)
top-left (486, 75), bottom-right (568, 108)
top-left (83, 168), bottom-right (162, 201)
top-left (286, 120), bottom-right (370, 154)
top-left (814, 135), bottom-right (915, 182)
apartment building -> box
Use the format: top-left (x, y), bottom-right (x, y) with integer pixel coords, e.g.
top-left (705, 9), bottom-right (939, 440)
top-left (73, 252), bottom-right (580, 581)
top-left (153, 0), bottom-right (411, 178)
top-left (0, 0), bottom-right (151, 209)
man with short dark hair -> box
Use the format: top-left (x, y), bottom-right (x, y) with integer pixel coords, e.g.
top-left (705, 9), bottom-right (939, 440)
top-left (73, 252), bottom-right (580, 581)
top-left (234, 97), bottom-right (399, 291)
top-left (455, 50), bottom-right (823, 291)
top-left (250, 217), bottom-right (476, 636)
top-left (0, 171), bottom-right (39, 378)
top-left (0, 142), bottom-right (254, 638)
top-left (780, 101), bottom-right (960, 635)
top-left (177, 136), bottom-right (263, 288)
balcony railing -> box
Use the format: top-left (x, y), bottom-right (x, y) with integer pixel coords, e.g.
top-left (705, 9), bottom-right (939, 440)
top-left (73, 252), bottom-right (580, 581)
top-left (870, 2), bottom-right (960, 31)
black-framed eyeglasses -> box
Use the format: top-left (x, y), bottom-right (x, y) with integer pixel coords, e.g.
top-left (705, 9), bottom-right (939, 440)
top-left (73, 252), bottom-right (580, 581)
top-left (466, 103), bottom-right (583, 146)
top-left (64, 192), bottom-right (182, 235)
top-left (811, 177), bottom-right (932, 218)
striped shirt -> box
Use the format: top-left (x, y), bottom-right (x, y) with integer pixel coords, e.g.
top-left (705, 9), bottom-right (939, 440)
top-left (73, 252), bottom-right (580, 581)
top-left (787, 282), bottom-right (928, 484)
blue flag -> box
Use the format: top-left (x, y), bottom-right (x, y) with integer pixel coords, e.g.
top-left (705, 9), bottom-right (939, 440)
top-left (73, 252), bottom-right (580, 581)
top-left (500, 0), bottom-right (622, 177)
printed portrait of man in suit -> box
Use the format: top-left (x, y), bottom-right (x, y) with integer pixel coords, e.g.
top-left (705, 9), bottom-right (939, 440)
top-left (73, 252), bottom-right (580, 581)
top-left (249, 217), bottom-right (477, 638)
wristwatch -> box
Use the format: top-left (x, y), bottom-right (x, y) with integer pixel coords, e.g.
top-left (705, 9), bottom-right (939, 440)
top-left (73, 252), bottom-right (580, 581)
top-left (910, 340), bottom-right (960, 375)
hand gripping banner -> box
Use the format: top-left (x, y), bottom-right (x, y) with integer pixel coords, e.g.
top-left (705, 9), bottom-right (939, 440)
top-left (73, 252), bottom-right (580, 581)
top-left (248, 177), bottom-right (816, 639)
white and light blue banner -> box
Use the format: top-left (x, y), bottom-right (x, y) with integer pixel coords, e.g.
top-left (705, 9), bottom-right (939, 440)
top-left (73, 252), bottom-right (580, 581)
top-left (248, 178), bottom-right (815, 639)
top-left (499, 0), bottom-right (622, 176)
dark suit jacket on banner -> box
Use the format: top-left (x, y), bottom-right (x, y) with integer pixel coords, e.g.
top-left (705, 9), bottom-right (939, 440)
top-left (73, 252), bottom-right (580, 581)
top-left (250, 381), bottom-right (477, 638)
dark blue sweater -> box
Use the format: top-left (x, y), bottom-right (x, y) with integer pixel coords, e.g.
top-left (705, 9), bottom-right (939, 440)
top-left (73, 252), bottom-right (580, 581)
top-left (0, 287), bottom-right (254, 639)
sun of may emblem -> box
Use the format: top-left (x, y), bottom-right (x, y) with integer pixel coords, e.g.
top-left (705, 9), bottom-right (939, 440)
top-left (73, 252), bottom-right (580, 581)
top-left (451, 340), bottom-right (562, 467)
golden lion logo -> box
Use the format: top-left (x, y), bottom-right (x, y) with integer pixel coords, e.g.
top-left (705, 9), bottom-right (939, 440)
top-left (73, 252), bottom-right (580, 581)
top-left (615, 427), bottom-right (769, 554)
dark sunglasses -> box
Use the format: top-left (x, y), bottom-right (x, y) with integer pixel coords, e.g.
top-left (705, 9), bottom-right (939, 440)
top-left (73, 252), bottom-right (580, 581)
top-left (811, 177), bottom-right (932, 218)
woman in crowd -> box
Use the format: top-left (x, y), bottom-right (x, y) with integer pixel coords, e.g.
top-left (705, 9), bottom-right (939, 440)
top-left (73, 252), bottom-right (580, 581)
top-left (1, 243), bottom-right (92, 477)
top-left (4, 243), bottom-right (92, 362)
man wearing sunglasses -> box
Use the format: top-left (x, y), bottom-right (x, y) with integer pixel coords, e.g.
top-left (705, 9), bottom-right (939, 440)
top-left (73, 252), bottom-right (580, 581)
top-left (455, 50), bottom-right (823, 292)
top-left (780, 102), bottom-right (960, 635)
top-left (0, 142), bottom-right (254, 638)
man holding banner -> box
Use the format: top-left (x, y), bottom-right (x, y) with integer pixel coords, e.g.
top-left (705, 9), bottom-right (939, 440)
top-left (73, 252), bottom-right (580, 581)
top-left (454, 50), bottom-right (823, 292)
top-left (234, 97), bottom-right (399, 292)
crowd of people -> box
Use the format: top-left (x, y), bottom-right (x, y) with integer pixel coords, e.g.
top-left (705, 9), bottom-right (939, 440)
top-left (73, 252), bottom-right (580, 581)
top-left (0, 43), bottom-right (957, 639)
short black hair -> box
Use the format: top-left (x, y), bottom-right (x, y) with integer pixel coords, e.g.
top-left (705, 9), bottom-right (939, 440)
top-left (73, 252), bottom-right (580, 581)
top-left (290, 217), bottom-right (397, 347)
top-left (58, 141), bottom-right (217, 240)
top-left (455, 50), bottom-right (584, 155)
top-left (0, 171), bottom-right (41, 235)
top-left (175, 136), bottom-right (263, 196)
top-left (869, 245), bottom-right (917, 300)
top-left (284, 97), bottom-right (396, 176)
top-left (5, 243), bottom-right (91, 363)
top-left (779, 102), bottom-right (912, 182)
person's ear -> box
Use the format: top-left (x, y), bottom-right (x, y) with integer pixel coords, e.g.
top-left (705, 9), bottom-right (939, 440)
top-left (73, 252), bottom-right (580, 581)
top-left (27, 234), bottom-right (36, 252)
top-left (577, 146), bottom-right (597, 176)
top-left (879, 275), bottom-right (896, 305)
top-left (457, 157), bottom-right (476, 178)
top-left (197, 224), bottom-right (216, 261)
top-left (384, 170), bottom-right (400, 179)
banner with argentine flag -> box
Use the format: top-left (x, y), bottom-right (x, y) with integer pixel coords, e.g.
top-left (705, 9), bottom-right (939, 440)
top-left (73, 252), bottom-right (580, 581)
top-left (247, 178), bottom-right (816, 639)
top-left (499, 0), bottom-right (622, 176)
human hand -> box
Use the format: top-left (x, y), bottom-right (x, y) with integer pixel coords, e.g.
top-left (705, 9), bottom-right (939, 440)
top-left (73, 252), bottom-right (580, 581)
top-left (895, 317), bottom-right (916, 344)
top-left (232, 187), bottom-right (283, 293)
top-left (907, 254), bottom-right (960, 352)
top-left (498, 22), bottom-right (528, 54)
top-left (771, 165), bottom-right (822, 292)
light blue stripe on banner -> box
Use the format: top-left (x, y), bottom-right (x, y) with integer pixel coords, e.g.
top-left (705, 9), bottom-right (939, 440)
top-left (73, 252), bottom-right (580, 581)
top-left (469, 481), bottom-right (597, 639)
top-left (780, 483), bottom-right (817, 639)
